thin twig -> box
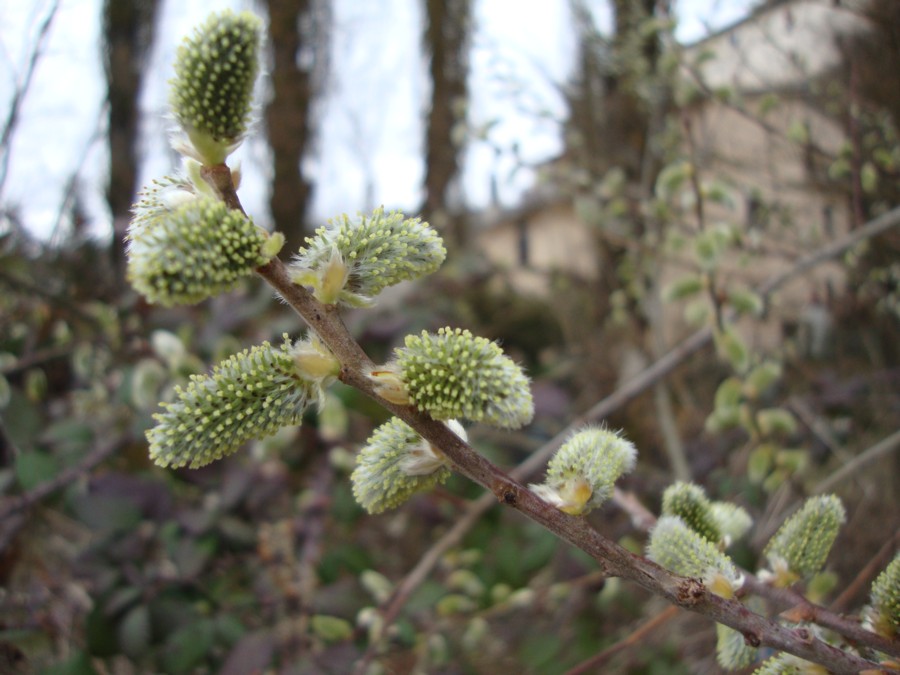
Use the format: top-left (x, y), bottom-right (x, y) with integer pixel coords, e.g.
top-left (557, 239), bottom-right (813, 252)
top-left (564, 605), bottom-right (680, 675)
top-left (813, 428), bottom-right (900, 494)
top-left (0, 435), bottom-right (124, 553)
top-left (0, 0), bottom-right (60, 194)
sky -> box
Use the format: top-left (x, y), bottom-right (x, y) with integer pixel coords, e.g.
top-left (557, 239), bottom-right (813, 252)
top-left (0, 0), bottom-right (756, 242)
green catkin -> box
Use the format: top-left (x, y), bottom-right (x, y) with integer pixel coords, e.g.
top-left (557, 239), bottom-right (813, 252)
top-left (126, 196), bottom-right (269, 306)
top-left (867, 552), bottom-right (900, 639)
top-left (647, 515), bottom-right (743, 599)
top-left (351, 417), bottom-right (463, 514)
top-left (169, 10), bottom-right (262, 164)
top-left (290, 207), bottom-right (446, 307)
top-left (530, 427), bottom-right (637, 515)
top-left (394, 327), bottom-right (533, 429)
top-left (147, 336), bottom-right (315, 468)
top-left (762, 495), bottom-right (845, 583)
top-left (661, 482), bottom-right (722, 544)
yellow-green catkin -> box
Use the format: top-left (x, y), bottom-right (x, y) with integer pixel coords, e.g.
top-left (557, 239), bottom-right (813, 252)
top-left (393, 327), bottom-right (533, 429)
top-left (147, 336), bottom-right (316, 468)
top-left (529, 427), bottom-right (637, 515)
top-left (351, 418), bottom-right (464, 514)
top-left (647, 515), bottom-right (743, 599)
top-left (661, 482), bottom-right (721, 544)
top-left (867, 552), bottom-right (900, 639)
top-left (762, 495), bottom-right (845, 585)
top-left (169, 10), bottom-right (262, 164)
top-left (290, 207), bottom-right (446, 307)
top-left (127, 195), bottom-right (270, 306)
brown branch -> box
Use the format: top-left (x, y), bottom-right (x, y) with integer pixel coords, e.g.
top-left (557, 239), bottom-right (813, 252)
top-left (231, 163), bottom-right (900, 672)
top-left (254, 253), bottom-right (886, 673)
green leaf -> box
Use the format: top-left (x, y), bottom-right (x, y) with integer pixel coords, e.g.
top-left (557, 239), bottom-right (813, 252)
top-left (663, 274), bottom-right (705, 302)
top-left (118, 604), bottom-right (152, 659)
top-left (15, 450), bottom-right (59, 491)
top-left (161, 619), bottom-right (215, 675)
top-left (68, 494), bottom-right (142, 534)
top-left (41, 420), bottom-right (94, 455)
top-left (41, 651), bottom-right (99, 675)
top-left (310, 615), bottom-right (353, 643)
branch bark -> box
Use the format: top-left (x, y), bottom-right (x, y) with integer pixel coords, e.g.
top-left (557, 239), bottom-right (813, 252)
top-left (213, 154), bottom-right (900, 672)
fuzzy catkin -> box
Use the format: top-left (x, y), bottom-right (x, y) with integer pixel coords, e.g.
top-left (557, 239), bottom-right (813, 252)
top-left (291, 207), bottom-right (446, 307)
top-left (127, 196), bottom-right (268, 306)
top-left (531, 427), bottom-right (637, 515)
top-left (351, 417), bottom-right (454, 514)
top-left (147, 337), bottom-right (313, 468)
top-left (763, 495), bottom-right (845, 581)
top-left (169, 10), bottom-right (262, 163)
top-left (395, 327), bottom-right (533, 429)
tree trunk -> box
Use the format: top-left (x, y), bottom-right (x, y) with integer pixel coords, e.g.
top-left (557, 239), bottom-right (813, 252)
top-left (263, 0), bottom-right (329, 254)
top-left (103, 0), bottom-right (159, 274)
top-left (421, 0), bottom-right (471, 251)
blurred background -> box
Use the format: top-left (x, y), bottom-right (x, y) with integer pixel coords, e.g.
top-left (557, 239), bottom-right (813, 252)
top-left (0, 0), bottom-right (898, 673)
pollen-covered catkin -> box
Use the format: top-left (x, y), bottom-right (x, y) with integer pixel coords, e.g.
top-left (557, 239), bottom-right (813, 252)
top-left (169, 10), bottom-right (262, 164)
top-left (126, 196), bottom-right (269, 306)
top-left (290, 207), bottom-right (446, 306)
top-left (394, 327), bottom-right (533, 429)
top-left (147, 336), bottom-right (314, 468)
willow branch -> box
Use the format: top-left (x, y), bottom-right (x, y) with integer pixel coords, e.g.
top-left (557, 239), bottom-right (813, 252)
top-left (210, 154), bottom-right (900, 671)
top-left (253, 256), bottom-right (885, 673)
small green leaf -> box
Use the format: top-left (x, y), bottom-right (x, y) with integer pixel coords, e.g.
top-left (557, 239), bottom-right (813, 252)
top-left (727, 287), bottom-right (763, 316)
top-left (663, 274), bottom-right (705, 302)
top-left (15, 450), bottom-right (59, 491)
top-left (756, 408), bottom-right (797, 437)
top-left (310, 615), bottom-right (353, 643)
top-left (118, 604), bottom-right (152, 659)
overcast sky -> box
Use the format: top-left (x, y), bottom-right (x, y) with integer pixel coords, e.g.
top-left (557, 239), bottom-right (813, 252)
top-left (0, 0), bottom-right (756, 241)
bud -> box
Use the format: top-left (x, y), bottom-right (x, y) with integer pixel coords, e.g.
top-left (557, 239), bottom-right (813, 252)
top-left (290, 207), bottom-right (446, 307)
top-left (127, 195), bottom-right (273, 306)
top-left (661, 482), bottom-right (721, 544)
top-left (147, 336), bottom-right (315, 468)
top-left (866, 553), bottom-right (899, 639)
top-left (530, 427), bottom-right (637, 515)
top-left (351, 418), bottom-right (466, 514)
top-left (393, 327), bottom-right (533, 429)
top-left (289, 335), bottom-right (341, 400)
top-left (169, 10), bottom-right (262, 164)
top-left (647, 515), bottom-right (743, 599)
top-left (762, 495), bottom-right (845, 585)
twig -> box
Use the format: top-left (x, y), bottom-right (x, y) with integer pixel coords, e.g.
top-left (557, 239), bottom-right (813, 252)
top-left (813, 428), bottom-right (900, 494)
top-left (564, 605), bottom-right (680, 675)
top-left (0, 436), bottom-right (123, 522)
top-left (742, 574), bottom-right (900, 660)
top-left (0, 435), bottom-right (124, 552)
top-left (0, 0), bottom-right (60, 194)
top-left (830, 530), bottom-right (900, 613)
